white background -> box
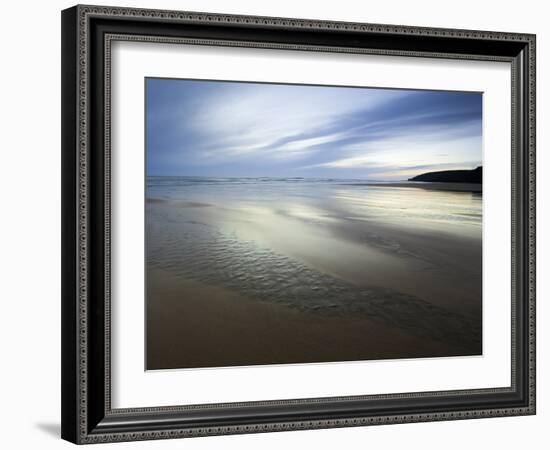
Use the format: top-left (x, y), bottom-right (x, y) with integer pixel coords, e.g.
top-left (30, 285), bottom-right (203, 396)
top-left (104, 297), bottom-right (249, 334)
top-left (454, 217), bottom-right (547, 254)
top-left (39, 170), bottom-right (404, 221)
top-left (0, 0), bottom-right (546, 449)
top-left (113, 42), bottom-right (511, 408)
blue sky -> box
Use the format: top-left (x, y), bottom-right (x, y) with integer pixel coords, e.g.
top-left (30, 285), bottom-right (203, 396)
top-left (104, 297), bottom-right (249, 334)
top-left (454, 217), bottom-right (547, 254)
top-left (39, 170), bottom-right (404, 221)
top-left (146, 78), bottom-right (482, 180)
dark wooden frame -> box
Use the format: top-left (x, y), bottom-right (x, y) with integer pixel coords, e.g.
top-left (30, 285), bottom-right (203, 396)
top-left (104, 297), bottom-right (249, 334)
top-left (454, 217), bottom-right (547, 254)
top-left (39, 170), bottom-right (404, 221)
top-left (61, 4), bottom-right (536, 444)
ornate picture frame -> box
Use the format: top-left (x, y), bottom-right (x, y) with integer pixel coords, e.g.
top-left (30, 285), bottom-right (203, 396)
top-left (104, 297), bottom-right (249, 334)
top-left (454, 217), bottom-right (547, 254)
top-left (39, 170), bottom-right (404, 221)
top-left (61, 4), bottom-right (535, 444)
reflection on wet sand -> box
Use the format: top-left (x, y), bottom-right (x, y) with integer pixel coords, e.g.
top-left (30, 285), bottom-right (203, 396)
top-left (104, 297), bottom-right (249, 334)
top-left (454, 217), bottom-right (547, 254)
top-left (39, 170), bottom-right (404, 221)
top-left (146, 177), bottom-right (482, 370)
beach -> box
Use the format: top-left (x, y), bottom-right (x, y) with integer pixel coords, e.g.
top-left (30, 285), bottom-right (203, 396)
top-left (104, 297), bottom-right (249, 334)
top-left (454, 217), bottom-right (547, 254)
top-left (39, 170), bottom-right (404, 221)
top-left (146, 177), bottom-right (482, 370)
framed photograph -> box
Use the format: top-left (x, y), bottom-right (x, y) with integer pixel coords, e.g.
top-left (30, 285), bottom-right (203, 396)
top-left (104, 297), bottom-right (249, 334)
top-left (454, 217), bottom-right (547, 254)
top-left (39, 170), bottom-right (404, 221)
top-left (61, 4), bottom-right (536, 444)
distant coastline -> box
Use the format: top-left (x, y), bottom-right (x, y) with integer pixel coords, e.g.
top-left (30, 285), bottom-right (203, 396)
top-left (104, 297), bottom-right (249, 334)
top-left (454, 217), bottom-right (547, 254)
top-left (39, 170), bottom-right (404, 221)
top-left (408, 166), bottom-right (482, 184)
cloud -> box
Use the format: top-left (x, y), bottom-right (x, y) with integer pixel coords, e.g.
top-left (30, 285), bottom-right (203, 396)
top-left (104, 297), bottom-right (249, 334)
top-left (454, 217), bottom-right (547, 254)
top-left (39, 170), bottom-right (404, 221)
top-left (146, 79), bottom-right (482, 179)
top-left (182, 83), bottom-right (409, 162)
top-left (304, 132), bottom-right (481, 172)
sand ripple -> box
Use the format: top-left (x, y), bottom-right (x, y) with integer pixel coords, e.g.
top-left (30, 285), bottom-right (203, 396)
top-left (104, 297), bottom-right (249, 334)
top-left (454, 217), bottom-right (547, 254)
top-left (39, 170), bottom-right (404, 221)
top-left (147, 207), bottom-right (481, 353)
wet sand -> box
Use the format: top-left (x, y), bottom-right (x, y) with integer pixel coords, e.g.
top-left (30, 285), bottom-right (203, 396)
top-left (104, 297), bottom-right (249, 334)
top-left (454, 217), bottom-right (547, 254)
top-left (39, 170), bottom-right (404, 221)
top-left (223, 200), bottom-right (481, 315)
top-left (147, 269), bottom-right (466, 370)
top-left (146, 179), bottom-right (482, 369)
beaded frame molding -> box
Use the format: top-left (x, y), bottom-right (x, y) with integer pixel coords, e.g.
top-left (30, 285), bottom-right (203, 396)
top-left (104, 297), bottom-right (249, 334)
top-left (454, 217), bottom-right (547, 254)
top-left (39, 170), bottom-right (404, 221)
top-left (61, 4), bottom-right (536, 444)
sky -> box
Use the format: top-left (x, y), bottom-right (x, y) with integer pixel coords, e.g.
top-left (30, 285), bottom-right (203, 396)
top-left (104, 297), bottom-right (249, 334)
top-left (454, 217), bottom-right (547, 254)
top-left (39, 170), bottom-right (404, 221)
top-left (146, 78), bottom-right (482, 180)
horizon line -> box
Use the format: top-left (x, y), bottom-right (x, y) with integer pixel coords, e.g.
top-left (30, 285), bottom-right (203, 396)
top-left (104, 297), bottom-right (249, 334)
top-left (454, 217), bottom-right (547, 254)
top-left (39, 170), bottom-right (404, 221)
top-left (146, 165), bottom-right (482, 181)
